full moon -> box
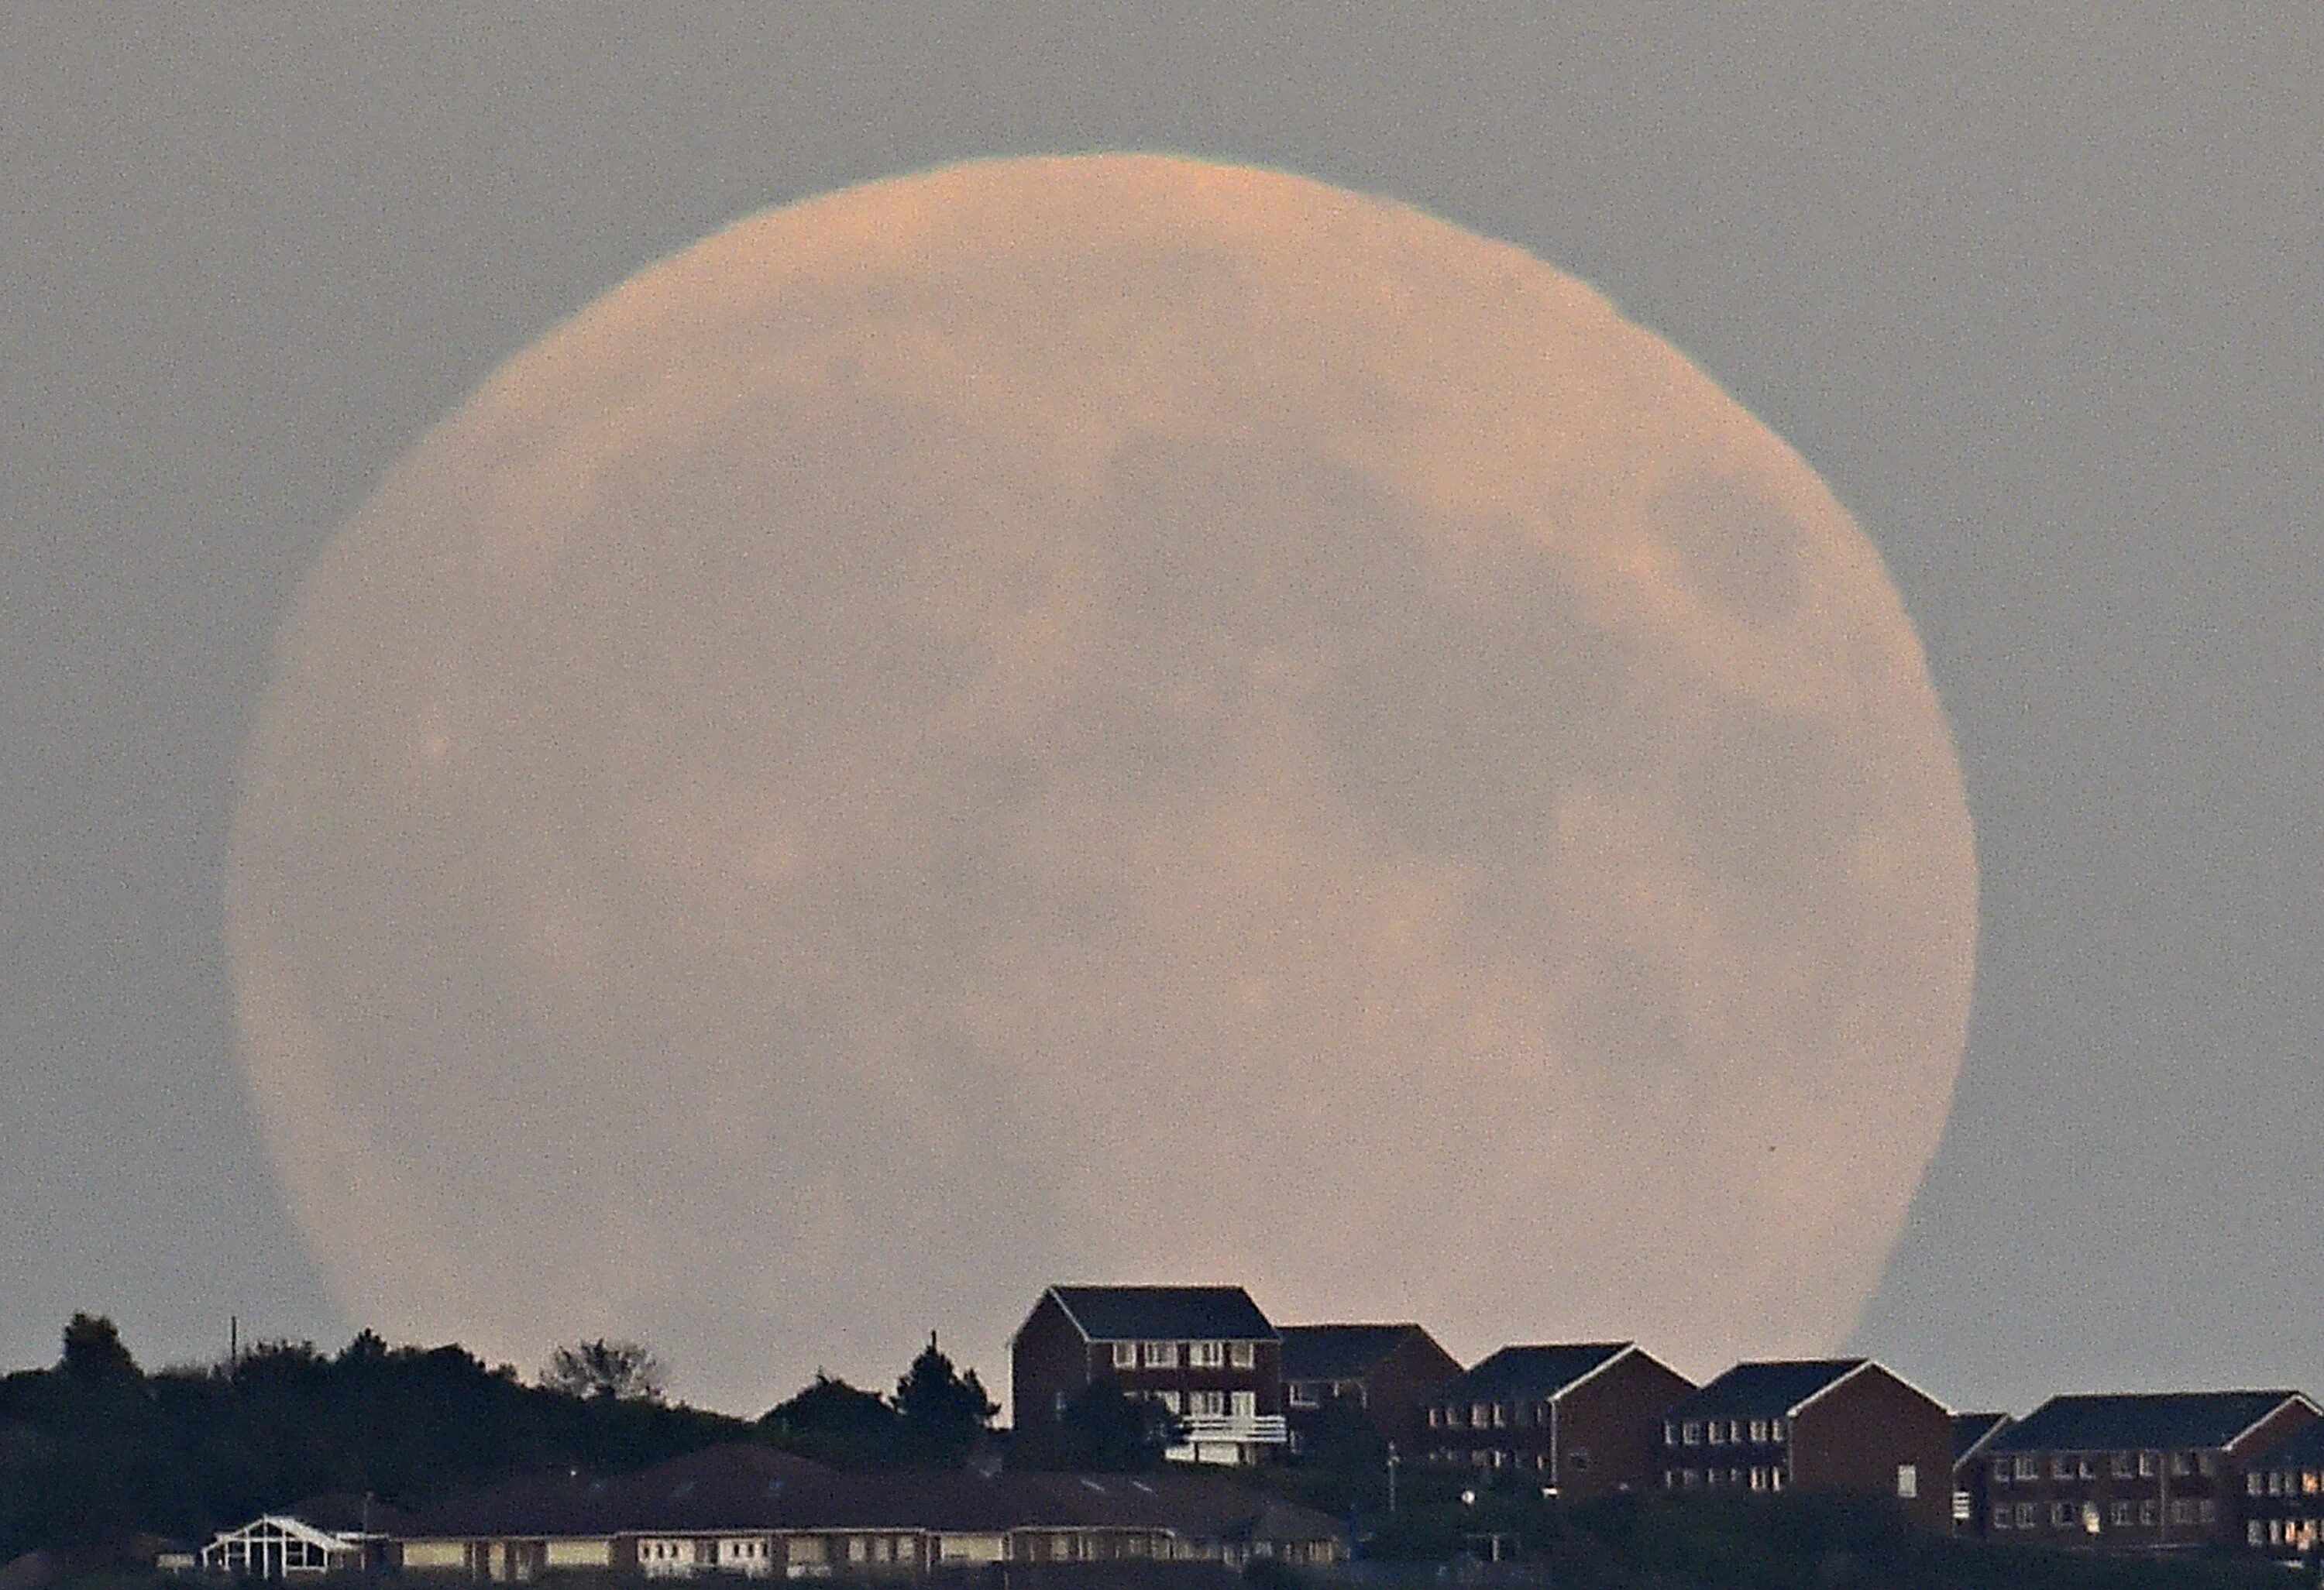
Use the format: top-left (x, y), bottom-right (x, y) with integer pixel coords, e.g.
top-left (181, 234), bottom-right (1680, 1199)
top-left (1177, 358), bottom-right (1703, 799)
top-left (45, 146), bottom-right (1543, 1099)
top-left (227, 155), bottom-right (1975, 1410)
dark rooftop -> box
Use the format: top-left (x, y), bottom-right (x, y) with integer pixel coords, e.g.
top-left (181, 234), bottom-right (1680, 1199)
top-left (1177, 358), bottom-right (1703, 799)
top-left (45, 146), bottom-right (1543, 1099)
top-left (1954, 1413), bottom-right (2013, 1463)
top-left (1666, 1361), bottom-right (1867, 1421)
top-left (1990, 1393), bottom-right (2316, 1455)
top-left (391, 1444), bottom-right (1342, 1544)
top-left (1048, 1286), bottom-right (1277, 1343)
top-left (1436, 1344), bottom-right (1630, 1403)
top-left (1280, 1324), bottom-right (1431, 1382)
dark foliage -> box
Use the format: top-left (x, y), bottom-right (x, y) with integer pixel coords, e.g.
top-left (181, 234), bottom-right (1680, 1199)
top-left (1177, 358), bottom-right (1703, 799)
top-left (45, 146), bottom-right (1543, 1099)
top-left (0, 1316), bottom-right (745, 1564)
top-left (890, 1335), bottom-right (998, 1471)
top-left (1009, 1379), bottom-right (1186, 1473)
top-left (755, 1336), bottom-right (998, 1472)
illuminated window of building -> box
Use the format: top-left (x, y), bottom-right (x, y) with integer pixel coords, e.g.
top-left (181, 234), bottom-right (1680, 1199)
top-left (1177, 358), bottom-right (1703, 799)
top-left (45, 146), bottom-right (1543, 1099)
top-left (1113, 1341), bottom-right (1137, 1369)
top-left (1143, 1341), bottom-right (1178, 1368)
top-left (1683, 1421), bottom-right (1702, 1446)
top-left (1229, 1341), bottom-right (1255, 1368)
top-left (1750, 1420), bottom-right (1769, 1444)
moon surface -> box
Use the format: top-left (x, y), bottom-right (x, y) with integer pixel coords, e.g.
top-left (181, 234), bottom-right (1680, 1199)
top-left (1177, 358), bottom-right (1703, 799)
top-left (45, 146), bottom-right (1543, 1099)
top-left (227, 155), bottom-right (1975, 1410)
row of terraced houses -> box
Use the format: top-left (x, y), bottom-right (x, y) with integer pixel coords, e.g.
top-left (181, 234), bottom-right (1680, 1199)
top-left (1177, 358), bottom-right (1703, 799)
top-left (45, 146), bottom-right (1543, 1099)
top-left (1009, 1285), bottom-right (2324, 1563)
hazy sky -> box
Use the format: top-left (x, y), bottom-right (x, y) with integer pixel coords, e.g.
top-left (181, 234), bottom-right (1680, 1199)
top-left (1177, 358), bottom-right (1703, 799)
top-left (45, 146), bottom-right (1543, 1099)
top-left (4, 5), bottom-right (2318, 1414)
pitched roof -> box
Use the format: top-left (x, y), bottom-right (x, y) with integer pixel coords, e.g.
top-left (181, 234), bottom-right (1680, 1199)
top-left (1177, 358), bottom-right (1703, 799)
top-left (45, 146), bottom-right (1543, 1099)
top-left (1435, 1344), bottom-right (1630, 1403)
top-left (1667, 1361), bottom-right (1867, 1420)
top-left (1954, 1413), bottom-right (2013, 1463)
top-left (1047, 1286), bottom-right (1277, 1342)
top-left (1989, 1393), bottom-right (2316, 1454)
top-left (393, 1444), bottom-right (1341, 1544)
top-left (2254, 1417), bottom-right (2324, 1475)
top-left (1279, 1325), bottom-right (1429, 1382)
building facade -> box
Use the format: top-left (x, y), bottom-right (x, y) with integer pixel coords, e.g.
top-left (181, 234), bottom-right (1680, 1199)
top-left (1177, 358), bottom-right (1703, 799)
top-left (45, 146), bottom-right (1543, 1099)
top-left (1426, 1343), bottom-right (1693, 1499)
top-left (1949, 1413), bottom-right (2013, 1537)
top-left (1657, 1359), bottom-right (1954, 1531)
top-left (2243, 1417), bottom-right (2324, 1559)
top-left (1009, 1285), bottom-right (1285, 1465)
top-left (1980, 1391), bottom-right (2320, 1552)
top-left (1279, 1323), bottom-right (1461, 1459)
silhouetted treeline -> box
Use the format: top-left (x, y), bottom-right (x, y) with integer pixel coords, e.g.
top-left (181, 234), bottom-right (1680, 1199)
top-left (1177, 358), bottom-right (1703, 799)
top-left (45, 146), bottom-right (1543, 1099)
top-left (0, 1316), bottom-right (744, 1561)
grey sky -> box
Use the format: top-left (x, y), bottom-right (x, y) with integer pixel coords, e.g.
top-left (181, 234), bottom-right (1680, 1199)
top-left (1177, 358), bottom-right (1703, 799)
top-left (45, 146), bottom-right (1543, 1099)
top-left (3, 5), bottom-right (2318, 1413)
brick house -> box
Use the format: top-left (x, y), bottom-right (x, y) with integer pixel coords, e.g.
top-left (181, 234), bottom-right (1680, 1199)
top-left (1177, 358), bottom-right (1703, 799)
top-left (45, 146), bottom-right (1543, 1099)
top-left (2243, 1417), bottom-right (2324, 1559)
top-left (1426, 1344), bottom-right (1694, 1499)
top-left (1009, 1286), bottom-right (1285, 1465)
top-left (1981, 1391), bottom-right (2320, 1552)
top-left (1657, 1359), bottom-right (1954, 1530)
top-left (1278, 1324), bottom-right (1461, 1459)
top-left (1950, 1413), bottom-right (2013, 1536)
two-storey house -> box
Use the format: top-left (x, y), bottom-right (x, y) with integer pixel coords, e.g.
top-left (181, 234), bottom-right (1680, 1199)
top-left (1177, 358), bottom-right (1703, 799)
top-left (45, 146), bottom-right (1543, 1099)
top-left (1278, 1324), bottom-right (1461, 1459)
top-left (1426, 1343), bottom-right (1693, 1499)
top-left (2243, 1417), bottom-right (2324, 1559)
top-left (1982, 1391), bottom-right (2319, 1552)
top-left (1010, 1286), bottom-right (1285, 1466)
top-left (1657, 1359), bottom-right (1954, 1530)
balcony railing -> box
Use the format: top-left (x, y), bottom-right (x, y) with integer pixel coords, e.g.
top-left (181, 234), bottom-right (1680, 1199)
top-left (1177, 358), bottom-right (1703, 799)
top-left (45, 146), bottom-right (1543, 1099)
top-left (1171, 1414), bottom-right (1288, 1446)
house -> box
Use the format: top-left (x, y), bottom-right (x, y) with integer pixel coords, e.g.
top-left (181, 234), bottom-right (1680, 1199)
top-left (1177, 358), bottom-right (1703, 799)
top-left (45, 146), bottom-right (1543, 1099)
top-left (2243, 1416), bottom-right (2324, 1558)
top-left (1425, 1343), bottom-right (1693, 1499)
top-left (377, 1443), bottom-right (1345, 1579)
top-left (1982, 1391), bottom-right (2320, 1552)
top-left (1656, 1359), bottom-right (1954, 1530)
top-left (194, 1517), bottom-right (377, 1578)
top-left (1949, 1413), bottom-right (2013, 1537)
top-left (1277, 1323), bottom-right (1461, 1458)
top-left (1010, 1286), bottom-right (1284, 1465)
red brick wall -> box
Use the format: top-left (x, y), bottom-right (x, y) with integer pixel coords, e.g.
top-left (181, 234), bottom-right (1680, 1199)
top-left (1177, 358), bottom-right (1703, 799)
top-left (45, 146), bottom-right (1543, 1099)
top-left (1555, 1349), bottom-right (1695, 1500)
top-left (1792, 1366), bottom-right (1953, 1531)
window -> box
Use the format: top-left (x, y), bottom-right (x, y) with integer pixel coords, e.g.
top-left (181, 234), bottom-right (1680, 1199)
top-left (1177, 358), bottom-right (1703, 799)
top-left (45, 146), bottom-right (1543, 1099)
top-left (1189, 1341), bottom-right (1225, 1368)
top-left (2082, 1502), bottom-right (2102, 1535)
top-left (1474, 1403), bottom-right (1491, 1428)
top-left (2110, 1502), bottom-right (2131, 1526)
top-left (1708, 1420), bottom-right (1725, 1447)
top-left (1769, 1468), bottom-right (1784, 1492)
top-left (2249, 1522), bottom-right (2267, 1548)
top-left (2076, 1455), bottom-right (2095, 1479)
top-left (1143, 1341), bottom-right (1178, 1368)
top-left (1770, 1420), bottom-right (1787, 1443)
top-left (1229, 1341), bottom-right (1256, 1368)
top-left (1683, 1421), bottom-right (1702, 1446)
top-left (1664, 1420), bottom-right (1678, 1447)
top-left (1113, 1341), bottom-right (1138, 1369)
top-left (2015, 1455), bottom-right (2038, 1481)
top-left (1230, 1390), bottom-right (1256, 1419)
top-left (1992, 1457), bottom-right (2010, 1486)
top-left (2198, 1451), bottom-right (2217, 1478)
top-left (1429, 1406), bottom-right (1445, 1428)
top-left (2169, 1499), bottom-right (2196, 1526)
top-left (2051, 1454), bottom-right (2072, 1480)
top-left (2138, 1451), bottom-right (2157, 1478)
top-left (1664, 1472), bottom-right (1677, 1492)
top-left (1188, 1390), bottom-right (1222, 1417)
top-left (1157, 1390), bottom-right (1182, 1413)
top-left (2270, 1472), bottom-right (2286, 1497)
top-left (1492, 1403), bottom-right (1508, 1429)
top-left (2170, 1451), bottom-right (2194, 1478)
top-left (1288, 1382), bottom-right (1319, 1408)
top-left (2015, 1502), bottom-right (2035, 1529)
top-left (2050, 1502), bottom-right (2075, 1529)
top-left (1896, 1464), bottom-right (1918, 1500)
top-left (1682, 1469), bottom-right (1701, 1489)
top-left (1752, 1468), bottom-right (1768, 1492)
top-left (2250, 1471), bottom-right (2267, 1497)
top-left (1749, 1419), bottom-right (1769, 1444)
top-left (2138, 1501), bottom-right (2156, 1526)
top-left (1992, 1506), bottom-right (2011, 1532)
top-left (1054, 1390), bottom-right (1070, 1420)
top-left (2112, 1452), bottom-right (2134, 1479)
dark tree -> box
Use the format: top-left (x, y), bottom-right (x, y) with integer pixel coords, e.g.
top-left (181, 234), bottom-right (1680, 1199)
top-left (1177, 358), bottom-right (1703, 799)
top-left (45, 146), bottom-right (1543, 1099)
top-left (890, 1334), bottom-right (996, 1470)
top-left (1009, 1378), bottom-right (1183, 1472)
top-left (60, 1313), bottom-right (139, 1382)
top-left (539, 1338), bottom-right (666, 1403)
top-left (760, 1372), bottom-right (899, 1468)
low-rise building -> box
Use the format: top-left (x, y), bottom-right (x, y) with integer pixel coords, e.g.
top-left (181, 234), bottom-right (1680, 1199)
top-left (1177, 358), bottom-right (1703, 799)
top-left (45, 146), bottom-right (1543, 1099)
top-left (205, 1445), bottom-right (1349, 1581)
top-left (1278, 1323), bottom-right (1460, 1459)
top-left (1010, 1286), bottom-right (1285, 1465)
top-left (1426, 1343), bottom-right (1693, 1499)
top-left (1980, 1390), bottom-right (2319, 1552)
top-left (1656, 1359), bottom-right (1954, 1530)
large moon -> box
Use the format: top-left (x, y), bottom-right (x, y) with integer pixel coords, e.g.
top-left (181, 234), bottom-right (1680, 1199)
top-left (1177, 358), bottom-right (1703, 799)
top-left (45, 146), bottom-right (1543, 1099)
top-left (227, 155), bottom-right (1975, 1411)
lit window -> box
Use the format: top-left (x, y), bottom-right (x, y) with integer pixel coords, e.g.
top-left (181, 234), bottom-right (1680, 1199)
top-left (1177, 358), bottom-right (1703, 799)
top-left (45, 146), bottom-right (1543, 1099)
top-left (1896, 1464), bottom-right (1917, 1500)
top-left (1189, 1341), bottom-right (1225, 1368)
top-left (2138, 1451), bottom-right (2157, 1478)
top-left (1229, 1341), bottom-right (1255, 1368)
top-left (1707, 1421), bottom-right (1725, 1447)
top-left (1750, 1468), bottom-right (1765, 1492)
top-left (1664, 1420), bottom-right (1678, 1446)
top-left (1157, 1390), bottom-right (1182, 1413)
top-left (1683, 1421), bottom-right (1702, 1446)
top-left (1749, 1420), bottom-right (1769, 1444)
top-left (1769, 1468), bottom-right (1784, 1492)
top-left (1230, 1391), bottom-right (1255, 1419)
top-left (2016, 1455), bottom-right (2039, 1481)
top-left (1493, 1403), bottom-right (1508, 1429)
top-left (1143, 1341), bottom-right (1178, 1368)
top-left (1189, 1390), bottom-right (1222, 1417)
top-left (2082, 1502), bottom-right (2101, 1534)
top-left (1770, 1419), bottom-right (1787, 1442)
top-left (1113, 1342), bottom-right (1137, 1369)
